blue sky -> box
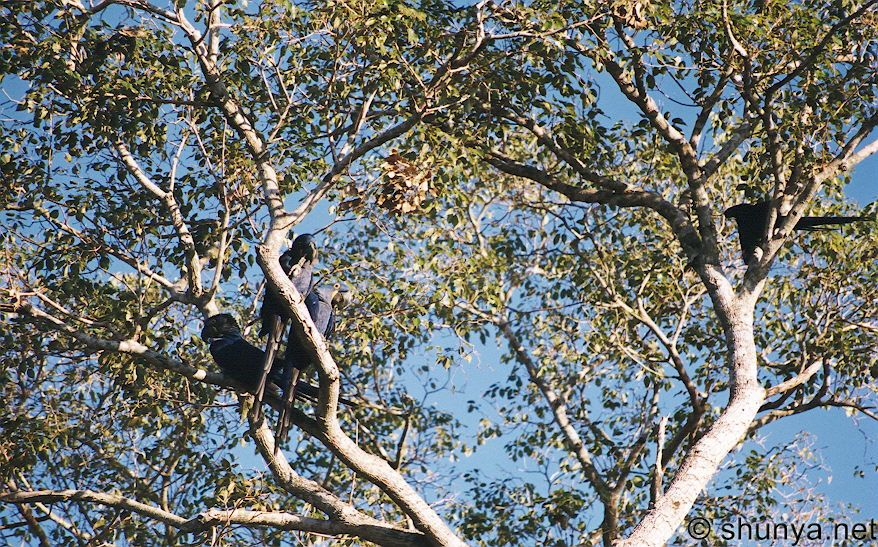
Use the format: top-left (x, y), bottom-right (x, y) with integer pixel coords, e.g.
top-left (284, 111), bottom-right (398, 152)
top-left (208, 65), bottom-right (878, 524)
top-left (4, 12), bottom-right (876, 535)
top-left (280, 147), bottom-right (877, 524)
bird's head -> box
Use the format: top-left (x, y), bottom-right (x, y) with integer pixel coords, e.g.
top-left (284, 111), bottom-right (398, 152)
top-left (201, 313), bottom-right (241, 341)
top-left (724, 201), bottom-right (768, 221)
top-left (328, 282), bottom-right (353, 309)
top-left (286, 233), bottom-right (318, 264)
top-left (724, 204), bottom-right (745, 220)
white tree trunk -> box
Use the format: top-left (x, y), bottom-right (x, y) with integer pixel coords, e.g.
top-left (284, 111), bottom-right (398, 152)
top-left (617, 294), bottom-right (765, 546)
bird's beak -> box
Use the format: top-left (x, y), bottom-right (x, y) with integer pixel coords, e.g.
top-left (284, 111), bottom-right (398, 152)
top-left (305, 239), bottom-right (318, 262)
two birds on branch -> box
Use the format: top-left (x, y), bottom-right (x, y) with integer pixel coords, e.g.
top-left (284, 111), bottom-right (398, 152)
top-left (201, 233), bottom-right (352, 443)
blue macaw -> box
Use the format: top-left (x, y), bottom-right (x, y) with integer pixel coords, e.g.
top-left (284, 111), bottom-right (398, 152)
top-left (276, 282), bottom-right (352, 443)
top-left (200, 313), bottom-right (354, 407)
top-left (253, 234), bottom-right (318, 419)
top-left (724, 201), bottom-right (869, 264)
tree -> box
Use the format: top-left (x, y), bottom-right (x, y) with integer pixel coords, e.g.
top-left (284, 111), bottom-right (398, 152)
top-left (1, 1), bottom-right (876, 546)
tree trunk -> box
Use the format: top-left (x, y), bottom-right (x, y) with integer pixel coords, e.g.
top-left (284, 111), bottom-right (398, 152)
top-left (617, 296), bottom-right (765, 546)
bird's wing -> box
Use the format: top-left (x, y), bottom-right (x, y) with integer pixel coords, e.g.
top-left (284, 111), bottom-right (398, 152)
top-left (278, 290), bottom-right (321, 373)
top-left (735, 220), bottom-right (765, 264)
top-left (212, 337), bottom-right (268, 387)
top-left (304, 290), bottom-right (321, 322)
top-left (728, 203), bottom-right (771, 264)
top-left (294, 380), bottom-right (356, 407)
top-left (258, 298), bottom-right (275, 337)
top-left (325, 308), bottom-right (336, 339)
top-left (313, 289), bottom-right (336, 337)
top-left (291, 261), bottom-right (314, 297)
top-left (260, 256), bottom-right (316, 337)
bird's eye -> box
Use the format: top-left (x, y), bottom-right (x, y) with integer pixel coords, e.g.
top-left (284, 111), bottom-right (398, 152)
top-left (334, 282), bottom-right (340, 289)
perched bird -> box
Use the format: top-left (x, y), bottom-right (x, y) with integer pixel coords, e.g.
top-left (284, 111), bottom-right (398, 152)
top-left (259, 234), bottom-right (318, 336)
top-left (724, 201), bottom-right (869, 264)
top-left (253, 234), bottom-right (318, 419)
top-left (276, 282), bottom-right (352, 443)
top-left (200, 313), bottom-right (353, 407)
top-left (202, 313), bottom-right (276, 389)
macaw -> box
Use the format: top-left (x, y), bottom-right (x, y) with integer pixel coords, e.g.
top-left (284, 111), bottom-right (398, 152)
top-left (276, 282), bottom-right (352, 443)
top-left (253, 234), bottom-right (318, 419)
top-left (201, 313), bottom-right (354, 407)
top-left (724, 201), bottom-right (869, 264)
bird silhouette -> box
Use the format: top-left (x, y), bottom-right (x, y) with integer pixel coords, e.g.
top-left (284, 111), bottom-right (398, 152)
top-left (201, 313), bottom-right (354, 408)
top-left (259, 234), bottom-right (318, 336)
top-left (724, 201), bottom-right (869, 264)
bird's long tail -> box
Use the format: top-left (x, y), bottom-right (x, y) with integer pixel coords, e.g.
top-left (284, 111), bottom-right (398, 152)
top-left (274, 376), bottom-right (356, 452)
top-left (293, 381), bottom-right (357, 407)
top-left (275, 367), bottom-right (302, 450)
top-left (795, 215), bottom-right (871, 231)
top-left (253, 317), bottom-right (284, 421)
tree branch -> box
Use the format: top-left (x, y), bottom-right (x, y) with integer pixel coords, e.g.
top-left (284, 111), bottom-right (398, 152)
top-left (113, 139), bottom-right (214, 313)
top-left (0, 490), bottom-right (426, 546)
top-left (698, 121), bottom-right (754, 181)
top-left (483, 151), bottom-right (702, 259)
top-left (499, 319), bottom-right (611, 496)
top-left (568, 35), bottom-right (722, 263)
top-left (17, 301), bottom-right (226, 387)
top-left (764, 360), bottom-right (823, 398)
top-left (764, 0), bottom-right (878, 96)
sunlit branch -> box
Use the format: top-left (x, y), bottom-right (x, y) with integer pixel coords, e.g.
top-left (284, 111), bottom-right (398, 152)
top-left (0, 489), bottom-right (425, 545)
top-left (113, 139), bottom-right (214, 313)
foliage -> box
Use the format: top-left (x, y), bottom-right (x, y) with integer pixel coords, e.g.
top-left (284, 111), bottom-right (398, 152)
top-left (1, 0), bottom-right (876, 545)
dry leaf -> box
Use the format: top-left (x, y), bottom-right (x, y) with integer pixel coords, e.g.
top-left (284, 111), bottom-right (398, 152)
top-left (377, 149), bottom-right (434, 214)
